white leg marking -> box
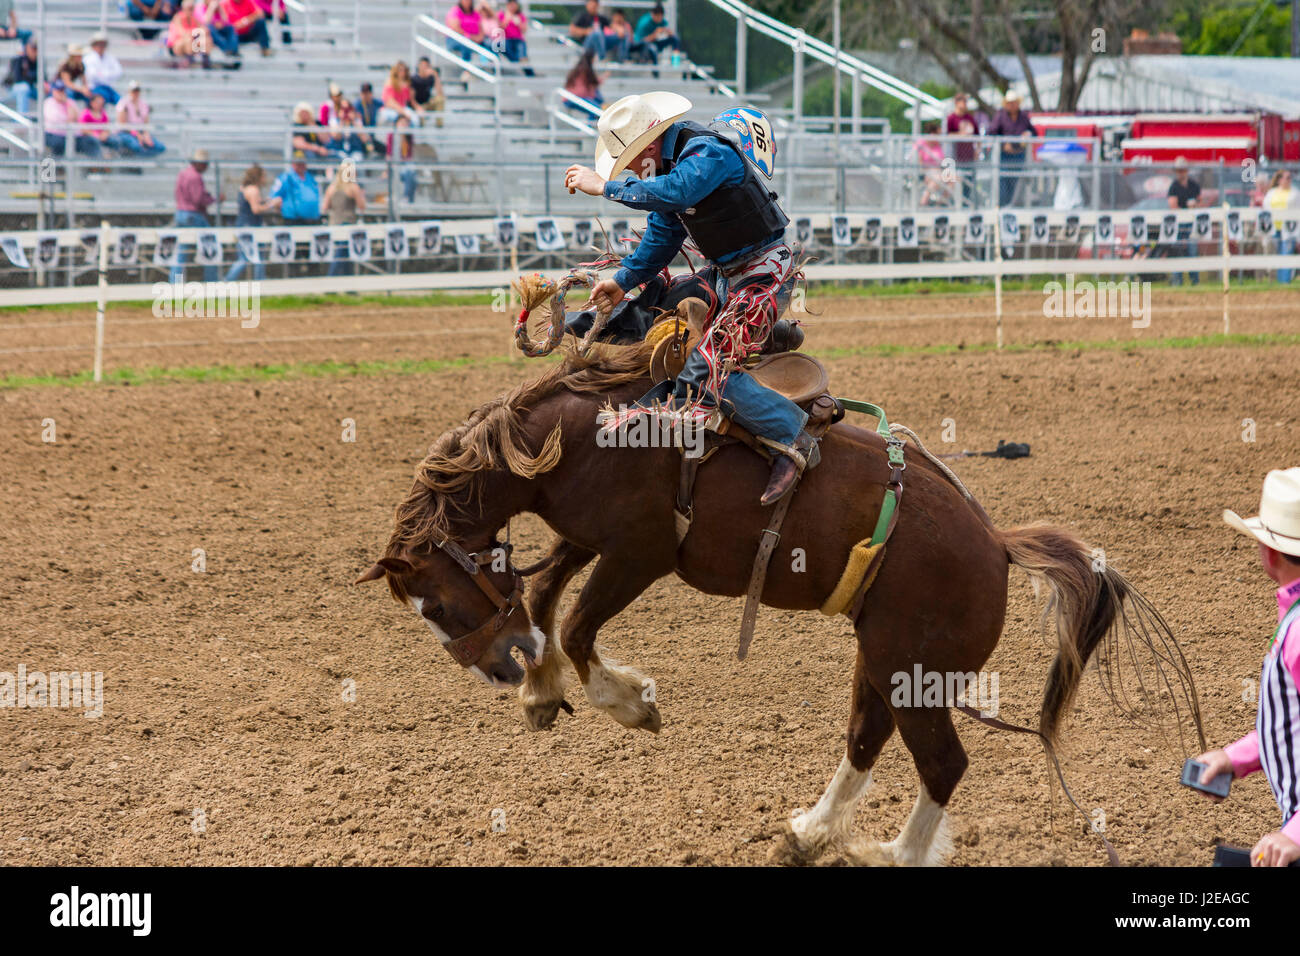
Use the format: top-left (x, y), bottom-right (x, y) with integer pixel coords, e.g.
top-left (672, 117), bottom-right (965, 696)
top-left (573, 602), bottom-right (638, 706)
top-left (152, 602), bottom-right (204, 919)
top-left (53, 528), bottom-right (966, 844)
top-left (583, 657), bottom-right (657, 730)
top-left (882, 786), bottom-right (952, 866)
top-left (519, 629), bottom-right (565, 712)
top-left (790, 754), bottom-right (873, 850)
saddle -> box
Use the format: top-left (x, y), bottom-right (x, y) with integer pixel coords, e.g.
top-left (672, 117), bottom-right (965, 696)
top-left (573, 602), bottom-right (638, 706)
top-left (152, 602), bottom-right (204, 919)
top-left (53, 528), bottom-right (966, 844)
top-left (644, 299), bottom-right (844, 660)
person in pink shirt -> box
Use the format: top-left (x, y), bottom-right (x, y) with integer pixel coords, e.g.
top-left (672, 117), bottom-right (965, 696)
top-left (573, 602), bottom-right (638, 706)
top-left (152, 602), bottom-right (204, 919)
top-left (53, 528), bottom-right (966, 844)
top-left (1195, 467), bottom-right (1300, 866)
top-left (446, 0), bottom-right (483, 82)
top-left (78, 92), bottom-right (112, 147)
top-left (221, 0), bottom-right (271, 55)
top-left (496, 0), bottom-right (533, 75)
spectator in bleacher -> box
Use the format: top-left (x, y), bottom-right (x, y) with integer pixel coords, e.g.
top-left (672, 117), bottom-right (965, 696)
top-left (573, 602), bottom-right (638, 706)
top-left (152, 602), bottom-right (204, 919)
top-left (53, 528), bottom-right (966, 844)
top-left (324, 162), bottom-right (366, 276)
top-left (353, 82), bottom-right (383, 157)
top-left (2, 37), bottom-right (40, 116)
top-left (1263, 169), bottom-right (1296, 284)
top-left (113, 81), bottom-right (166, 155)
top-left (411, 58), bottom-right (446, 126)
top-left (197, 0), bottom-right (242, 58)
top-left (381, 61), bottom-right (419, 129)
top-left (320, 83), bottom-right (365, 157)
top-left (171, 148), bottom-right (220, 283)
top-left (43, 80), bottom-right (100, 157)
top-left (292, 101), bottom-right (341, 159)
top-left (83, 33), bottom-right (125, 105)
top-left (564, 51), bottom-right (605, 110)
top-left (225, 163), bottom-right (280, 281)
top-left (129, 0), bottom-right (177, 41)
top-left (0, 0), bottom-right (32, 46)
top-left (168, 0), bottom-right (214, 67)
top-left (447, 0), bottom-right (485, 83)
top-left (603, 10), bottom-right (633, 63)
top-left (58, 45), bottom-right (93, 104)
top-left (1167, 156), bottom-right (1202, 287)
top-left (569, 0), bottom-right (612, 61)
top-left (633, 2), bottom-right (680, 62)
top-left (915, 120), bottom-right (951, 207)
top-left (479, 2), bottom-right (505, 52)
top-left (945, 92), bottom-right (978, 207)
top-left (498, 0), bottom-right (534, 75)
top-left (79, 93), bottom-right (114, 155)
top-left (252, 0), bottom-right (291, 46)
top-left (987, 88), bottom-right (1035, 207)
top-left (270, 152), bottom-right (322, 225)
top-left (222, 0), bottom-right (273, 56)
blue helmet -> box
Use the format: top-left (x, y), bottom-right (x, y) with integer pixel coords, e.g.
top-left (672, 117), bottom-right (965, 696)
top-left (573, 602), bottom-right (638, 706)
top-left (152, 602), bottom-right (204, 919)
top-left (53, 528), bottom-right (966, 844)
top-left (711, 107), bottom-right (776, 180)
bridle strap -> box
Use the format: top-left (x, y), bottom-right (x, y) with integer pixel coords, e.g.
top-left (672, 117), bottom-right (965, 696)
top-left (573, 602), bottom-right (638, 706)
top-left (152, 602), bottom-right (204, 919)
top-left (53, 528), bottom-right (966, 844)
top-left (433, 536), bottom-right (528, 668)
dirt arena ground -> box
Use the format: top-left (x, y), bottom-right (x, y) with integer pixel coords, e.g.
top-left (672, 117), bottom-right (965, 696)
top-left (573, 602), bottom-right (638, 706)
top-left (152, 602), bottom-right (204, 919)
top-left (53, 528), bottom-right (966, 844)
top-left (1, 286), bottom-right (1298, 866)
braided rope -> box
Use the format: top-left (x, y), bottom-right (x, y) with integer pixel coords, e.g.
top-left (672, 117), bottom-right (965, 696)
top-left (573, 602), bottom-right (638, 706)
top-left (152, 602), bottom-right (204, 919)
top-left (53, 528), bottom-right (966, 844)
top-left (887, 422), bottom-right (975, 501)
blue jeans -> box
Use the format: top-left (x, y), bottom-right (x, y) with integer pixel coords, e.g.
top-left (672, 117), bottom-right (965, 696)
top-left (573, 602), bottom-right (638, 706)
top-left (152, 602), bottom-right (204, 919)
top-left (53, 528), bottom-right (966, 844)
top-left (109, 132), bottom-right (165, 155)
top-left (128, 0), bottom-right (174, 39)
top-left (171, 210), bottom-right (217, 283)
top-left (1277, 235), bottom-right (1295, 284)
top-left (237, 19), bottom-right (271, 50)
top-left (400, 166), bottom-right (418, 202)
top-left (209, 24), bottom-right (240, 54)
top-left (1170, 238), bottom-right (1199, 286)
top-left (46, 132), bottom-right (100, 157)
top-left (225, 245), bottom-right (266, 281)
top-left (998, 151), bottom-right (1024, 207)
top-left (674, 347), bottom-right (805, 447)
top-left (4, 80), bottom-right (35, 114)
top-left (92, 84), bottom-right (120, 105)
top-left (328, 240), bottom-right (354, 276)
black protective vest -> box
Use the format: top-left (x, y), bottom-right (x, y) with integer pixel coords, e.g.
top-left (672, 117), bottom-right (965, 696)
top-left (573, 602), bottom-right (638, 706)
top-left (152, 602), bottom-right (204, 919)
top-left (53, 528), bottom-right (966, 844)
top-left (667, 120), bottom-right (789, 263)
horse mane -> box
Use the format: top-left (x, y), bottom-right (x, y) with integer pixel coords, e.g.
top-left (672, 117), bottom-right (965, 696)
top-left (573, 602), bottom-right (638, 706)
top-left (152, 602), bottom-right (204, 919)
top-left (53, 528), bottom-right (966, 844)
top-left (385, 340), bottom-right (653, 559)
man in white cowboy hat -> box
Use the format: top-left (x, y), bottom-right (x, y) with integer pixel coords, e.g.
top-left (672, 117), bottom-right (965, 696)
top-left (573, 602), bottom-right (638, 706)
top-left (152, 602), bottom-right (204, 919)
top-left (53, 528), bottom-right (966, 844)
top-left (83, 31), bottom-right (124, 104)
top-left (564, 91), bottom-right (813, 505)
top-left (1193, 467), bottom-right (1300, 866)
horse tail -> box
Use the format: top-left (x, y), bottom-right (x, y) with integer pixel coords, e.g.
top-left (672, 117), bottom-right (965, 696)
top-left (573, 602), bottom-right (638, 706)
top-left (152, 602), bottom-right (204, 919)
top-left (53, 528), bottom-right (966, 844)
top-left (998, 524), bottom-right (1205, 752)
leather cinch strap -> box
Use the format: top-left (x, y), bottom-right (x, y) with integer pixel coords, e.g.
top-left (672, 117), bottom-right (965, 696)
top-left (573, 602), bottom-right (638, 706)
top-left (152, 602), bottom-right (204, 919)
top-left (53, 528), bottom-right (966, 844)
top-left (737, 492), bottom-right (795, 661)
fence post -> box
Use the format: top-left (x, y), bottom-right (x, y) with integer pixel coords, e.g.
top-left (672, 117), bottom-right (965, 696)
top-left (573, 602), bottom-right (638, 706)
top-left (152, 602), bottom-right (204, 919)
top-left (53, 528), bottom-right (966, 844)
top-left (94, 219), bottom-right (109, 383)
top-left (1221, 200), bottom-right (1230, 336)
top-left (993, 211), bottom-right (1003, 350)
top-left (792, 30), bottom-right (804, 127)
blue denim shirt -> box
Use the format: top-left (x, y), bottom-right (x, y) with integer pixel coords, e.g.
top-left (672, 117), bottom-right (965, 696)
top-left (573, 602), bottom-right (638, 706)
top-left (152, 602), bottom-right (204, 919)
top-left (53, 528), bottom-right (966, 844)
top-left (270, 169), bottom-right (321, 222)
top-left (603, 122), bottom-right (782, 290)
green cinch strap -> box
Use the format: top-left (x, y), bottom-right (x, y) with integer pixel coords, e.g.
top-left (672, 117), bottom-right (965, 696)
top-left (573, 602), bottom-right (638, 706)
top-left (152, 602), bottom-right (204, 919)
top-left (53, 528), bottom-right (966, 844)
top-left (837, 398), bottom-right (903, 547)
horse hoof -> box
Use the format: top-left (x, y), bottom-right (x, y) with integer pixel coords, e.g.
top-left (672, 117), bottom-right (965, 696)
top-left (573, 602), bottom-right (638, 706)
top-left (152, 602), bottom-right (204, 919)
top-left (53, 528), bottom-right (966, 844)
top-left (842, 837), bottom-right (897, 867)
top-left (767, 828), bottom-right (820, 867)
top-left (636, 703), bottom-right (662, 734)
top-left (522, 700), bottom-right (561, 731)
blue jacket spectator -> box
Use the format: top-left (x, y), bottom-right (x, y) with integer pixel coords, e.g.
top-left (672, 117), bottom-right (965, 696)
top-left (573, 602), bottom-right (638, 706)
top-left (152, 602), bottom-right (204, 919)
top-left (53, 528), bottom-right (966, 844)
top-left (271, 155), bottom-right (322, 222)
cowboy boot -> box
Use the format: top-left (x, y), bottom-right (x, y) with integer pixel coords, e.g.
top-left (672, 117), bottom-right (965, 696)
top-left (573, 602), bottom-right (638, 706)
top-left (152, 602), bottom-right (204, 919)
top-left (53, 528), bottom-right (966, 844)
top-left (760, 430), bottom-right (819, 506)
top-left (761, 318), bottom-right (805, 354)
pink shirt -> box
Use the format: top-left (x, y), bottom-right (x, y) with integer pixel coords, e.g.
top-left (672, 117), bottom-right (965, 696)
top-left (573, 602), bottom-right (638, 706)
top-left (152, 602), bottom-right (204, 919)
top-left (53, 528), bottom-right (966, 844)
top-left (447, 6), bottom-right (482, 38)
top-left (43, 95), bottom-right (72, 133)
top-left (499, 10), bottom-right (525, 40)
top-left (1225, 576), bottom-right (1300, 845)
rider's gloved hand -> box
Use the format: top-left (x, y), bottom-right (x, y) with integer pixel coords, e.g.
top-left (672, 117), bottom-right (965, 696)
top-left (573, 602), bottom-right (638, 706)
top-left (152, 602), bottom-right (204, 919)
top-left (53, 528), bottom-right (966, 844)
top-left (585, 278), bottom-right (626, 314)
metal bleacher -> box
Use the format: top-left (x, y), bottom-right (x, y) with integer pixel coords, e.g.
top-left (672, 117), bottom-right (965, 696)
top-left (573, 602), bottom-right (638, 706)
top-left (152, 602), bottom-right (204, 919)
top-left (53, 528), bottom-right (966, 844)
top-left (0, 0), bottom-right (761, 224)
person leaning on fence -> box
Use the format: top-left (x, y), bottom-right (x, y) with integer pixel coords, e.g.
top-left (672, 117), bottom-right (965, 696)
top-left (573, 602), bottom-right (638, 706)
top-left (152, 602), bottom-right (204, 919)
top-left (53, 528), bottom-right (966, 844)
top-left (1167, 156), bottom-right (1202, 287)
top-left (1263, 170), bottom-right (1296, 284)
top-left (945, 93), bottom-right (979, 206)
top-left (172, 148), bottom-right (222, 283)
top-left (3, 37), bottom-right (40, 116)
top-left (987, 88), bottom-right (1035, 208)
top-left (83, 32), bottom-right (124, 105)
top-left (325, 163), bottom-right (367, 277)
top-left (226, 164), bottom-right (280, 282)
top-left (1194, 468), bottom-right (1300, 867)
top-left (112, 81), bottom-right (166, 156)
top-left (43, 80), bottom-right (100, 158)
top-left (271, 151), bottom-right (322, 226)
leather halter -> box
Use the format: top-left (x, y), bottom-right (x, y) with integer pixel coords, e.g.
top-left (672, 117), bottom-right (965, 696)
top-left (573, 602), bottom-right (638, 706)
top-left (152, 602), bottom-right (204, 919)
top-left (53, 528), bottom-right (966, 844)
top-left (431, 537), bottom-right (526, 668)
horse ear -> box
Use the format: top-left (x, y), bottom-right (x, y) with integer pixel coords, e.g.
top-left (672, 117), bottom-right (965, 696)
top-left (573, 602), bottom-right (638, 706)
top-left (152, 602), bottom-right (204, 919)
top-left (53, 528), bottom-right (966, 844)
top-left (355, 557), bottom-right (414, 584)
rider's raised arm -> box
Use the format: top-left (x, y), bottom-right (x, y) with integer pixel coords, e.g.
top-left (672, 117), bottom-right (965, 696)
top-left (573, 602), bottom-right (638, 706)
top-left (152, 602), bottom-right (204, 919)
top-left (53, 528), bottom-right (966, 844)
top-left (611, 210), bottom-right (687, 291)
top-left (603, 138), bottom-right (744, 214)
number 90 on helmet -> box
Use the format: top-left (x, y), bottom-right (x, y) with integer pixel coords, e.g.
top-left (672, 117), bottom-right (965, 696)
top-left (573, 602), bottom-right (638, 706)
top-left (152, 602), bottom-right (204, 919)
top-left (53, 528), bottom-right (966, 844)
top-left (711, 107), bottom-right (776, 180)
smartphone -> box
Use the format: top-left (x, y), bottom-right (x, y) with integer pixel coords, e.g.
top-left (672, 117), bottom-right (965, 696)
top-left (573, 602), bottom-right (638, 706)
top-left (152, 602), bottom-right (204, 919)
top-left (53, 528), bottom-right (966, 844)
top-left (1214, 844), bottom-right (1300, 867)
top-left (1181, 758), bottom-right (1231, 799)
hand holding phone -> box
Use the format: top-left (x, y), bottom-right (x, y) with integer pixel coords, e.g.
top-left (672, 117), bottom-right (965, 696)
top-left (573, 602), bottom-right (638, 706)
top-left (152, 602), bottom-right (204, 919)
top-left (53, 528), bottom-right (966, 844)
top-left (1181, 758), bottom-right (1232, 799)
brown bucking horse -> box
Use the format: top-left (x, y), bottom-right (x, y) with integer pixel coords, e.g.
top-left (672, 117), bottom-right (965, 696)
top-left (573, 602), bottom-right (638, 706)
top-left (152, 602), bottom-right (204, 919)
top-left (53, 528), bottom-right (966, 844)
top-left (357, 342), bottom-right (1202, 865)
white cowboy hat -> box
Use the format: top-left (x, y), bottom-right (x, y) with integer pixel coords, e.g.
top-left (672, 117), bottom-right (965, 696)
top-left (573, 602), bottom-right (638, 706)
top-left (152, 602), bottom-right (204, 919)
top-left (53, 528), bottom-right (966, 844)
top-left (1224, 467), bottom-right (1300, 557)
top-left (594, 91), bottom-right (692, 180)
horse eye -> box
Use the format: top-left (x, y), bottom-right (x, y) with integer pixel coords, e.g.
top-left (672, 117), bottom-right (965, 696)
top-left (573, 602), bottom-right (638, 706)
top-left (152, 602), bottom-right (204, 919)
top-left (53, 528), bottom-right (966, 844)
top-left (425, 603), bottom-right (445, 621)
